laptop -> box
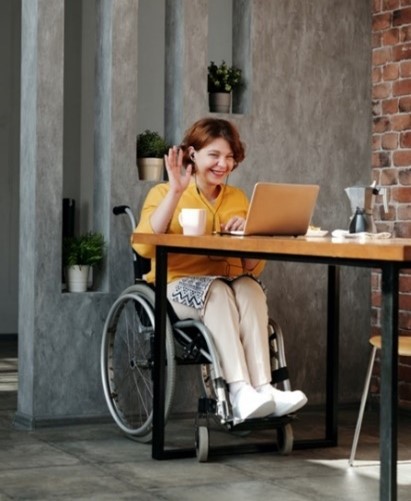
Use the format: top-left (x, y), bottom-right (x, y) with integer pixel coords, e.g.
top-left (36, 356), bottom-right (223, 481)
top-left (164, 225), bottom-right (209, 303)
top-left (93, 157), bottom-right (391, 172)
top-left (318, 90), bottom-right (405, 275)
top-left (221, 182), bottom-right (320, 236)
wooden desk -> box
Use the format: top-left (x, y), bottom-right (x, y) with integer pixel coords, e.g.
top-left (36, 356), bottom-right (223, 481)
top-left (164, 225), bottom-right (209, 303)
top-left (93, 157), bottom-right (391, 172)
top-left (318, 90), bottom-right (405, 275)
top-left (132, 233), bottom-right (411, 501)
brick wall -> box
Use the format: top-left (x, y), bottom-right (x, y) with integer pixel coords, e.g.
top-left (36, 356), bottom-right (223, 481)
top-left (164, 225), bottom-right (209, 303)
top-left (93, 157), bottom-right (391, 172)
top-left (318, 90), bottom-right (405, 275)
top-left (372, 0), bottom-right (411, 410)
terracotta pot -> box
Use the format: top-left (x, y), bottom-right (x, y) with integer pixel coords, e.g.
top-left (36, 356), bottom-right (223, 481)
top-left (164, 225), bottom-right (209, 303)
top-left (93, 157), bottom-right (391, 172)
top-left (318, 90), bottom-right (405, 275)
top-left (137, 158), bottom-right (164, 181)
top-left (208, 92), bottom-right (231, 113)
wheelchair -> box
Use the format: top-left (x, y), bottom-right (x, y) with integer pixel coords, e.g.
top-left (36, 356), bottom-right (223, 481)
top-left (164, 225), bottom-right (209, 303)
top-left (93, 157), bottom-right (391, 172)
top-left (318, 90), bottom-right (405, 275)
top-left (100, 205), bottom-right (297, 462)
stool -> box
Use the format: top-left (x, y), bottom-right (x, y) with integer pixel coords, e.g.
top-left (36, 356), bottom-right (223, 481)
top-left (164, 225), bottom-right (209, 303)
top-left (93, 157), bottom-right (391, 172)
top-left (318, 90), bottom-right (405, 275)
top-left (349, 335), bottom-right (411, 466)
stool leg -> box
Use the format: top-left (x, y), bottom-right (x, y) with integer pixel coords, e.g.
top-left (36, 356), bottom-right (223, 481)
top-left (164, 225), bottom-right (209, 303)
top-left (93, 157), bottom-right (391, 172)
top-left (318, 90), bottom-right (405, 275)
top-left (348, 346), bottom-right (378, 466)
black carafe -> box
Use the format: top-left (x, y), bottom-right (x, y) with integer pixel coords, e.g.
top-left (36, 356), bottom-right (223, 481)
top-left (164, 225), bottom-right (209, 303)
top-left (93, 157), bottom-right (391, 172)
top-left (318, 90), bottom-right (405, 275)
top-left (349, 207), bottom-right (367, 233)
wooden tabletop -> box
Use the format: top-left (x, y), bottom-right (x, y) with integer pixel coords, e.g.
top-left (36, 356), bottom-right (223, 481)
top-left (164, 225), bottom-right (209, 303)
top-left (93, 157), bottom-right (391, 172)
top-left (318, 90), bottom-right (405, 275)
top-left (132, 233), bottom-right (411, 263)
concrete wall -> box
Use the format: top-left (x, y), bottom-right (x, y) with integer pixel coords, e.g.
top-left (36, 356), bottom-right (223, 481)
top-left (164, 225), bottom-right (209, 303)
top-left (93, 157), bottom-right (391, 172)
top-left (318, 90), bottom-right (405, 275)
top-left (0, 0), bottom-right (20, 335)
top-left (12, 0), bottom-right (372, 426)
top-left (137, 0), bottom-right (165, 135)
top-left (63, 0), bottom-right (97, 235)
top-left (165, 0), bottom-right (373, 406)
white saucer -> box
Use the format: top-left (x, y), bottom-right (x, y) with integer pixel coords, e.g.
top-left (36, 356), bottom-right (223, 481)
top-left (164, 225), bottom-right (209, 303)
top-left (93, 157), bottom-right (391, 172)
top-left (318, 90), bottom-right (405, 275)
top-left (305, 229), bottom-right (328, 237)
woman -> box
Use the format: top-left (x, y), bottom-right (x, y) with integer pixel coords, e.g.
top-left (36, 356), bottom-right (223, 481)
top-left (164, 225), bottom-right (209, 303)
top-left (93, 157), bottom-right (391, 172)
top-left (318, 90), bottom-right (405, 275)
top-left (133, 118), bottom-right (307, 421)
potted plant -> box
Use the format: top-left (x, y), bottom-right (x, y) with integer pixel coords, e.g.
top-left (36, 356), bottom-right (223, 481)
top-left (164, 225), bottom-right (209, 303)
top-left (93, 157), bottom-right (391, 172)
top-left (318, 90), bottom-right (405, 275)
top-left (136, 129), bottom-right (169, 181)
top-left (63, 231), bottom-right (106, 292)
top-left (207, 60), bottom-right (244, 113)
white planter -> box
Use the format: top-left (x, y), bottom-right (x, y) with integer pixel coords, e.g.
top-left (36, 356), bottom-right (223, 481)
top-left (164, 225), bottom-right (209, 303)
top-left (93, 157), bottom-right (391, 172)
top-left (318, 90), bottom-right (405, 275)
top-left (137, 158), bottom-right (164, 181)
top-left (66, 265), bottom-right (90, 292)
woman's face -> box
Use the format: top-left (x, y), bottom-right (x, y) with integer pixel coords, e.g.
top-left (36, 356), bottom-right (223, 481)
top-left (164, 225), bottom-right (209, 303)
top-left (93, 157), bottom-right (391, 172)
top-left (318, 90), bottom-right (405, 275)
top-left (190, 138), bottom-right (235, 188)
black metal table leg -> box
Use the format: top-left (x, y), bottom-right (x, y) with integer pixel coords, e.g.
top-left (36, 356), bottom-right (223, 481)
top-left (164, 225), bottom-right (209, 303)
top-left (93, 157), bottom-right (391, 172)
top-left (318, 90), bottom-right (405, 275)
top-left (380, 263), bottom-right (399, 501)
top-left (289, 264), bottom-right (340, 451)
top-left (152, 246), bottom-right (168, 459)
top-left (152, 247), bottom-right (197, 460)
top-left (326, 265), bottom-right (339, 445)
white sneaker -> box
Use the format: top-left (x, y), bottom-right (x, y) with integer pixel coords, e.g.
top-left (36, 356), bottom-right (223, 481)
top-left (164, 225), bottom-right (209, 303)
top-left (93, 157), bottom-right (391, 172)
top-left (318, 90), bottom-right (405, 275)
top-left (258, 386), bottom-right (308, 417)
top-left (230, 384), bottom-right (276, 420)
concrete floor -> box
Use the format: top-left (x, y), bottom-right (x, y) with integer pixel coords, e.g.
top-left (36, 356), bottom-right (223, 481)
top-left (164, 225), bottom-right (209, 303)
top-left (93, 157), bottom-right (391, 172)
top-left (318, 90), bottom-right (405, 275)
top-left (1, 339), bottom-right (411, 500)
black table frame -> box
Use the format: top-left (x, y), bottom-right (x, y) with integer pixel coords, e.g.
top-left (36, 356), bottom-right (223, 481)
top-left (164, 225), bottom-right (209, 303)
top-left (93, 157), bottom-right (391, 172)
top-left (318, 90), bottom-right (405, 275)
top-left (152, 243), bottom-right (404, 501)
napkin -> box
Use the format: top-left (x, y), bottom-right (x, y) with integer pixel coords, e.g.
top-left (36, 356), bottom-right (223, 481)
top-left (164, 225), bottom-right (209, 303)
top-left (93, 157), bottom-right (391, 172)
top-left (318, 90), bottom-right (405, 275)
top-left (331, 230), bottom-right (391, 239)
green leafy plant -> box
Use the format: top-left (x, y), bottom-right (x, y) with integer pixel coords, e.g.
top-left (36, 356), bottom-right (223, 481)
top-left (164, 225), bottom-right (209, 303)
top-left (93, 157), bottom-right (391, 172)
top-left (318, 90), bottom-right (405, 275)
top-left (207, 60), bottom-right (244, 93)
top-left (63, 232), bottom-right (106, 267)
top-left (136, 130), bottom-right (169, 159)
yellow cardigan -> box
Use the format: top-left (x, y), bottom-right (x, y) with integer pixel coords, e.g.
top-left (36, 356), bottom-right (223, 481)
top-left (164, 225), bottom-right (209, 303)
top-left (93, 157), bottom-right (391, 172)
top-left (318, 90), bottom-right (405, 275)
top-left (133, 181), bottom-right (265, 284)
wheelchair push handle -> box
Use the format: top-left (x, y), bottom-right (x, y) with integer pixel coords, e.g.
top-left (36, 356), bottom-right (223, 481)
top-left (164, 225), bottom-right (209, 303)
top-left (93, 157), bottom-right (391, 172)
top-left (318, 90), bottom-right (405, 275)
top-left (113, 205), bottom-right (129, 215)
top-left (113, 205), bottom-right (136, 230)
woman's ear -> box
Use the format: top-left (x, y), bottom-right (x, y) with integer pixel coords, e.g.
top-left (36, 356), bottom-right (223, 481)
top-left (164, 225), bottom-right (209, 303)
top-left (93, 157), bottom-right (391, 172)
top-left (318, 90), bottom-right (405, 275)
top-left (188, 146), bottom-right (195, 161)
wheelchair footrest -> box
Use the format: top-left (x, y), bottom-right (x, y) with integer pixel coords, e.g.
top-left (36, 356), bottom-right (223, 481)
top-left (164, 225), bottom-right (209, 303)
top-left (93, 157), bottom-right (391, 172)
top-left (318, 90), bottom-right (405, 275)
top-left (226, 413), bottom-right (296, 432)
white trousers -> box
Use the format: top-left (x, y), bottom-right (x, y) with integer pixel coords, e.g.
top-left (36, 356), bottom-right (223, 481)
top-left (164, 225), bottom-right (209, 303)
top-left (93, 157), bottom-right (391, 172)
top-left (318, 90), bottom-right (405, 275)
top-left (167, 276), bottom-right (271, 387)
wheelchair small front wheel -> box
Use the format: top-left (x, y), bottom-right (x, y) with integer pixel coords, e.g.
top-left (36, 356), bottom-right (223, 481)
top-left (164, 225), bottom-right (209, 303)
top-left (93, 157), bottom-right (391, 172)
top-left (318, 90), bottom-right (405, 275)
top-left (195, 425), bottom-right (209, 463)
top-left (277, 423), bottom-right (294, 455)
top-left (100, 284), bottom-right (176, 441)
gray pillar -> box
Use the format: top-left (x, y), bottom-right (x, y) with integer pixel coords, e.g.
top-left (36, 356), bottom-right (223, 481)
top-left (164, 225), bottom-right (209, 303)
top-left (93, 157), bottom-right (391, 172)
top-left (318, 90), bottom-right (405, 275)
top-left (16, 0), bottom-right (139, 428)
top-left (165, 0), bottom-right (208, 145)
top-left (232, 0), bottom-right (251, 114)
top-left (17, 0), bottom-right (66, 424)
top-left (95, 0), bottom-right (139, 293)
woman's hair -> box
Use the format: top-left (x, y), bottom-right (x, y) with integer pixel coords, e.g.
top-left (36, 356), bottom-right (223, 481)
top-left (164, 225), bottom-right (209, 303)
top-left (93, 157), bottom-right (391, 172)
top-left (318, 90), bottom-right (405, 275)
top-left (180, 118), bottom-right (245, 170)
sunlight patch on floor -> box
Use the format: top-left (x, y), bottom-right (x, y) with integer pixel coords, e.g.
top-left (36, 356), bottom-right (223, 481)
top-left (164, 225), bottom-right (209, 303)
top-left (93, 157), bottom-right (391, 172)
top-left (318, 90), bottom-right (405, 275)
top-left (308, 459), bottom-right (411, 486)
top-left (0, 357), bottom-right (18, 392)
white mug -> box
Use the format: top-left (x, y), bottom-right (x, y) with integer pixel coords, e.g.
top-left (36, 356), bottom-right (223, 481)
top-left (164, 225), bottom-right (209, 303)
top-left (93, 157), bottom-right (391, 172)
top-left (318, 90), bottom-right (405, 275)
top-left (178, 208), bottom-right (207, 236)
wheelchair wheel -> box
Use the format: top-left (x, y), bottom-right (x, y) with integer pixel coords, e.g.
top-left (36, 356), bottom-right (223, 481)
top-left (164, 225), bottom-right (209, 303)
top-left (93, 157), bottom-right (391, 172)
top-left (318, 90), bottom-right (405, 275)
top-left (195, 425), bottom-right (209, 462)
top-left (277, 423), bottom-right (293, 455)
top-left (101, 284), bottom-right (176, 442)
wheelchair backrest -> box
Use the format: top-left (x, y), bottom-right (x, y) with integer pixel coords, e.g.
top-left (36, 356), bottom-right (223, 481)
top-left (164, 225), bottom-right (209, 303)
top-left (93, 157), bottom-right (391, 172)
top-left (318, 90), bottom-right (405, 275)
top-left (134, 251), bottom-right (151, 281)
top-left (113, 204), bottom-right (151, 281)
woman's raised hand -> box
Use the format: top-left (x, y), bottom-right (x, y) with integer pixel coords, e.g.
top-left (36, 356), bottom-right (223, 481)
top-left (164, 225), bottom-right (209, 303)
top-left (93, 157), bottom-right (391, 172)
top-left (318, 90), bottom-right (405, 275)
top-left (150, 147), bottom-right (193, 234)
top-left (164, 146), bottom-right (192, 193)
